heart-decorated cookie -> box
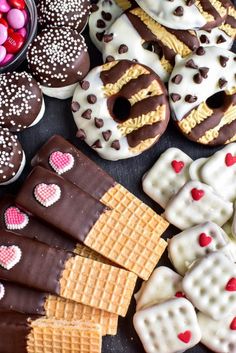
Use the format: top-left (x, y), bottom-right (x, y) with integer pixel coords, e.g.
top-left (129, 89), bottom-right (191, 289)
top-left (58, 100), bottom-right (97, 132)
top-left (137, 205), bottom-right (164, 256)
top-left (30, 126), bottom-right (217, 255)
top-left (0, 282), bottom-right (5, 300)
top-left (34, 183), bottom-right (61, 207)
top-left (4, 207), bottom-right (29, 230)
top-left (0, 245), bottom-right (22, 270)
top-left (49, 151), bottom-right (74, 175)
top-left (191, 188), bottom-right (205, 201)
top-left (198, 233), bottom-right (212, 247)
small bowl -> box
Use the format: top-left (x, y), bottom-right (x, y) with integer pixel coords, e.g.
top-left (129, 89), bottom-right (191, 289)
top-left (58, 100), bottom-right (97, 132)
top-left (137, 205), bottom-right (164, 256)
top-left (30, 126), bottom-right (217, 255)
top-left (0, 0), bottom-right (38, 73)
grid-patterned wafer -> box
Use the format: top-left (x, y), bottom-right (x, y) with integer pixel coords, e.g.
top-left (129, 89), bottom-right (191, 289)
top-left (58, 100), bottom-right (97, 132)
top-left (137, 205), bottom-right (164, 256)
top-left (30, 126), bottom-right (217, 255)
top-left (0, 230), bottom-right (137, 316)
top-left (74, 243), bottom-right (114, 266)
top-left (16, 166), bottom-right (168, 279)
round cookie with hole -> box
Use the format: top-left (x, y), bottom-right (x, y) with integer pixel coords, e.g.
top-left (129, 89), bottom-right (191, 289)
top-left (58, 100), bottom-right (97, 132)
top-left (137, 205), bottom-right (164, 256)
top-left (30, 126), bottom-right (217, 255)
top-left (72, 60), bottom-right (170, 161)
top-left (102, 7), bottom-right (200, 82)
top-left (169, 46), bottom-right (236, 146)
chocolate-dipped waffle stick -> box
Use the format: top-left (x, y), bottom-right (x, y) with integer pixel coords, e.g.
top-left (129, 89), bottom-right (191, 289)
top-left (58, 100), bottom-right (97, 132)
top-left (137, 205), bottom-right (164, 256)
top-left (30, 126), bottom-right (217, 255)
top-left (0, 230), bottom-right (137, 316)
top-left (0, 312), bottom-right (102, 353)
top-left (16, 166), bottom-right (167, 280)
top-left (0, 281), bottom-right (118, 335)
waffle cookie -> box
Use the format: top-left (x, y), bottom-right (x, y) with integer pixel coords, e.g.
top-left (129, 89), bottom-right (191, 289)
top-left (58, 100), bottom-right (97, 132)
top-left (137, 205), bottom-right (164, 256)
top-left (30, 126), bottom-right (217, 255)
top-left (0, 230), bottom-right (137, 316)
top-left (0, 280), bottom-right (118, 335)
top-left (16, 165), bottom-right (168, 280)
top-left (0, 312), bottom-right (102, 353)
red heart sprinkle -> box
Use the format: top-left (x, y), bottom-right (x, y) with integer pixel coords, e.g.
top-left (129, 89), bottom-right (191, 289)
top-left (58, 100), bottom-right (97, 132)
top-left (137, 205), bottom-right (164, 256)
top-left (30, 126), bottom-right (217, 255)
top-left (198, 233), bottom-right (212, 247)
top-left (191, 188), bottom-right (205, 201)
top-left (225, 278), bottom-right (236, 291)
top-left (171, 160), bottom-right (185, 174)
top-left (230, 317), bottom-right (236, 330)
top-left (225, 153), bottom-right (236, 167)
top-left (175, 291), bottom-right (186, 298)
top-left (178, 330), bottom-right (191, 344)
top-left (8, 0), bottom-right (26, 9)
top-left (4, 32), bottom-right (24, 54)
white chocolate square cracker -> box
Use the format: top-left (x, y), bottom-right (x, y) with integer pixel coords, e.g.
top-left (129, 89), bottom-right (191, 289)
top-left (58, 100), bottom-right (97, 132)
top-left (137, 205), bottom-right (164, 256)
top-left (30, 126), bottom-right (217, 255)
top-left (188, 157), bottom-right (208, 182)
top-left (168, 222), bottom-right (235, 275)
top-left (183, 252), bottom-right (236, 320)
top-left (133, 298), bottom-right (201, 353)
top-left (142, 148), bottom-right (192, 209)
top-left (198, 312), bottom-right (236, 353)
top-left (201, 143), bottom-right (236, 202)
top-left (135, 267), bottom-right (184, 311)
top-left (164, 181), bottom-right (233, 230)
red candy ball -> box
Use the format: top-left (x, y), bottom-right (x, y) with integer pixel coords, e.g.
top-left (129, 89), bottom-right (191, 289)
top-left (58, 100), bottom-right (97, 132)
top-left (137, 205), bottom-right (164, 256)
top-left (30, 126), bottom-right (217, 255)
top-left (8, 0), bottom-right (26, 10)
top-left (0, 18), bottom-right (9, 28)
top-left (4, 31), bottom-right (24, 53)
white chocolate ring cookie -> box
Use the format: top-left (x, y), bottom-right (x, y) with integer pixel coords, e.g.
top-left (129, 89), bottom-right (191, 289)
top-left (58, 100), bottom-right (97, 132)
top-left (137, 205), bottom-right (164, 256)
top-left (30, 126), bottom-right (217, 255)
top-left (169, 46), bottom-right (236, 146)
top-left (102, 7), bottom-right (200, 82)
top-left (72, 60), bottom-right (170, 161)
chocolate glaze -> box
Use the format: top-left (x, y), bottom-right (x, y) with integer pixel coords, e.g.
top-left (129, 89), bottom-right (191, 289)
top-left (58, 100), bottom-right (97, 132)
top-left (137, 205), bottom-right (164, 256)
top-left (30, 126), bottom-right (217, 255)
top-left (128, 95), bottom-right (167, 121)
top-left (0, 280), bottom-right (47, 315)
top-left (0, 230), bottom-right (73, 294)
top-left (31, 135), bottom-right (115, 201)
top-left (117, 73), bottom-right (159, 100)
top-left (0, 195), bottom-right (76, 251)
top-left (101, 60), bottom-right (135, 85)
top-left (0, 312), bottom-right (39, 353)
top-left (16, 167), bottom-right (108, 243)
top-left (226, 14), bottom-right (236, 27)
top-left (200, 0), bottom-right (227, 30)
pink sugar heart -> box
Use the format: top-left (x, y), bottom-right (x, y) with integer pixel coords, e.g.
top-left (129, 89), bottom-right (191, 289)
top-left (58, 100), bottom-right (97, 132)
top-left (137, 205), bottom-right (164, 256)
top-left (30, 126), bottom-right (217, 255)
top-left (198, 233), bottom-right (212, 247)
top-left (4, 207), bottom-right (29, 230)
top-left (49, 151), bottom-right (74, 175)
top-left (34, 183), bottom-right (61, 207)
top-left (0, 245), bottom-right (22, 270)
top-left (178, 330), bottom-right (191, 344)
top-left (0, 282), bottom-right (5, 300)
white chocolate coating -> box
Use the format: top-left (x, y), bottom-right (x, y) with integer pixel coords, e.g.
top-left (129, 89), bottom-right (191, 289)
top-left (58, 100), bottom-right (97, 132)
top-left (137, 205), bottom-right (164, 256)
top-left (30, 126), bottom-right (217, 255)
top-left (42, 83), bottom-right (78, 100)
top-left (188, 157), bottom-right (208, 181)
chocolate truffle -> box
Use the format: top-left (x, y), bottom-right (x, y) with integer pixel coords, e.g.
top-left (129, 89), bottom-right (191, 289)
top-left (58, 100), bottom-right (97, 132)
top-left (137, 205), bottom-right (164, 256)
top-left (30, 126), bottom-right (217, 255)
top-left (0, 72), bottom-right (45, 132)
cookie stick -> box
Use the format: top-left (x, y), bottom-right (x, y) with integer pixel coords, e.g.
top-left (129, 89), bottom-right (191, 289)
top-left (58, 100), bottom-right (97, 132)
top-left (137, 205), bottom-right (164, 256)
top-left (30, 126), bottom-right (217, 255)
top-left (0, 312), bottom-right (102, 353)
top-left (16, 166), bottom-right (167, 280)
top-left (0, 281), bottom-right (118, 336)
top-left (0, 230), bottom-right (137, 316)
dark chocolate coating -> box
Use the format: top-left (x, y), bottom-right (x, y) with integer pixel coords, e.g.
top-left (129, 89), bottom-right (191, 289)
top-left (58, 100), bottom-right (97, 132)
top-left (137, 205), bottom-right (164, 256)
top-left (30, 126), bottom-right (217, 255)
top-left (27, 28), bottom-right (90, 87)
top-left (0, 230), bottom-right (72, 294)
top-left (0, 72), bottom-right (43, 132)
top-left (200, 0), bottom-right (228, 30)
top-left (16, 166), bottom-right (108, 243)
top-left (0, 280), bottom-right (47, 315)
top-left (0, 195), bottom-right (76, 251)
top-left (0, 312), bottom-right (39, 353)
top-left (31, 135), bottom-right (115, 200)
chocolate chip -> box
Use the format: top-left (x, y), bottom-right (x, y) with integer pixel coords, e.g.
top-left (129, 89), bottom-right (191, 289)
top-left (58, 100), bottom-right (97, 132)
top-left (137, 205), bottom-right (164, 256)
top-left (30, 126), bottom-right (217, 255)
top-left (185, 95), bottom-right (197, 103)
top-left (81, 109), bottom-right (92, 120)
top-left (185, 59), bottom-right (198, 69)
top-left (87, 94), bottom-right (97, 104)
top-left (199, 34), bottom-right (210, 44)
top-left (102, 11), bottom-right (112, 21)
top-left (102, 130), bottom-right (112, 141)
top-left (91, 3), bottom-right (99, 12)
top-left (193, 73), bottom-right (203, 84)
top-left (95, 118), bottom-right (104, 128)
top-left (103, 33), bottom-right (113, 43)
top-left (97, 19), bottom-right (106, 28)
top-left (199, 67), bottom-right (209, 79)
top-left (96, 31), bottom-right (105, 42)
top-left (218, 78), bottom-right (228, 88)
top-left (92, 140), bottom-right (102, 148)
top-left (217, 35), bottom-right (226, 44)
top-left (173, 6), bottom-right (184, 16)
top-left (111, 140), bottom-right (120, 150)
top-left (76, 129), bottom-right (86, 140)
top-left (170, 93), bottom-right (181, 102)
top-left (80, 80), bottom-right (90, 90)
top-left (219, 55), bottom-right (229, 67)
top-left (118, 44), bottom-right (128, 54)
top-left (106, 55), bottom-right (115, 62)
top-left (71, 101), bottom-right (80, 112)
top-left (186, 0), bottom-right (195, 5)
top-left (171, 74), bottom-right (183, 84)
top-left (196, 46), bottom-right (205, 56)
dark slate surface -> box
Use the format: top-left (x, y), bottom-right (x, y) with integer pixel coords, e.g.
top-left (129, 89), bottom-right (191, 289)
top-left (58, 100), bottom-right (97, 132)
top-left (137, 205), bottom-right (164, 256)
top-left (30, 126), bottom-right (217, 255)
top-left (1, 3), bottom-right (236, 352)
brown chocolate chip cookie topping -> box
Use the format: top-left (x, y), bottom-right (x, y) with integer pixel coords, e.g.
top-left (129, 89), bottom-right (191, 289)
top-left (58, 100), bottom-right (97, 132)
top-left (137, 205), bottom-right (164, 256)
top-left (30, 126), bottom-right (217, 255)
top-left (199, 34), bottom-right (210, 44)
top-left (199, 67), bottom-right (209, 78)
top-left (171, 74), bottom-right (183, 84)
top-left (193, 73), bottom-right (203, 84)
top-left (185, 59), bottom-right (198, 69)
top-left (92, 140), bottom-right (102, 148)
top-left (173, 6), bottom-right (184, 16)
top-left (186, 0), bottom-right (195, 6)
top-left (71, 102), bottom-right (80, 112)
top-left (95, 118), bottom-right (104, 128)
top-left (219, 55), bottom-right (229, 67)
top-left (102, 130), bottom-right (112, 141)
top-left (87, 94), bottom-right (97, 104)
top-left (118, 44), bottom-right (129, 54)
top-left (217, 35), bottom-right (226, 44)
top-left (103, 33), bottom-right (114, 43)
top-left (106, 55), bottom-right (115, 62)
top-left (97, 19), bottom-right (106, 28)
top-left (111, 140), bottom-right (120, 150)
top-left (218, 78), bottom-right (228, 88)
top-left (91, 3), bottom-right (99, 12)
top-left (171, 93), bottom-right (181, 102)
top-left (80, 80), bottom-right (90, 90)
top-left (196, 47), bottom-right (205, 56)
top-left (96, 31), bottom-right (105, 42)
top-left (185, 94), bottom-right (197, 103)
top-left (76, 129), bottom-right (86, 140)
top-left (102, 11), bottom-right (112, 21)
top-left (81, 109), bottom-right (92, 119)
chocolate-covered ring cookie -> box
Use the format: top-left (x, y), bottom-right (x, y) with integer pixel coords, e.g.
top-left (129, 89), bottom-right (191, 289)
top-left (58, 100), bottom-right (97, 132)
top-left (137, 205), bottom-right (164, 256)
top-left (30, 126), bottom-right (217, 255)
top-left (102, 7), bottom-right (200, 82)
top-left (72, 60), bottom-right (170, 161)
top-left (27, 28), bottom-right (90, 100)
top-left (169, 46), bottom-right (236, 146)
top-left (37, 0), bottom-right (90, 32)
top-left (89, 0), bottom-right (135, 51)
top-left (136, 0), bottom-right (229, 30)
top-left (0, 128), bottom-right (25, 185)
top-left (0, 72), bottom-right (45, 132)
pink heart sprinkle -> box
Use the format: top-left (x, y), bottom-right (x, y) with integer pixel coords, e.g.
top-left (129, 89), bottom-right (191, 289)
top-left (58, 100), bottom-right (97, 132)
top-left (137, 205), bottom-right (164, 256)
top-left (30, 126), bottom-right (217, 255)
top-left (49, 151), bottom-right (74, 175)
top-left (178, 330), bottom-right (191, 344)
top-left (34, 183), bottom-right (61, 207)
top-left (225, 153), bottom-right (236, 167)
top-left (198, 233), bottom-right (212, 247)
top-left (4, 207), bottom-right (29, 230)
top-left (171, 160), bottom-right (185, 174)
top-left (225, 278), bottom-right (236, 291)
top-left (0, 245), bottom-right (22, 270)
top-left (230, 317), bottom-right (236, 330)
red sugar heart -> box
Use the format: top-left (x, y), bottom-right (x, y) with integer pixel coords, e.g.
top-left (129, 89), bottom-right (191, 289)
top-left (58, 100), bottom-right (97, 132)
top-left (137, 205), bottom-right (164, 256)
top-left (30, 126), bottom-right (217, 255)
top-left (191, 188), bottom-right (205, 201)
top-left (49, 151), bottom-right (74, 175)
top-left (0, 245), bottom-right (22, 270)
top-left (199, 233), bottom-right (212, 247)
top-left (225, 278), bottom-right (236, 291)
top-left (178, 330), bottom-right (191, 344)
top-left (230, 317), bottom-right (236, 330)
top-left (175, 291), bottom-right (186, 298)
top-left (4, 207), bottom-right (29, 230)
top-left (171, 160), bottom-right (185, 174)
top-left (225, 153), bottom-right (236, 167)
